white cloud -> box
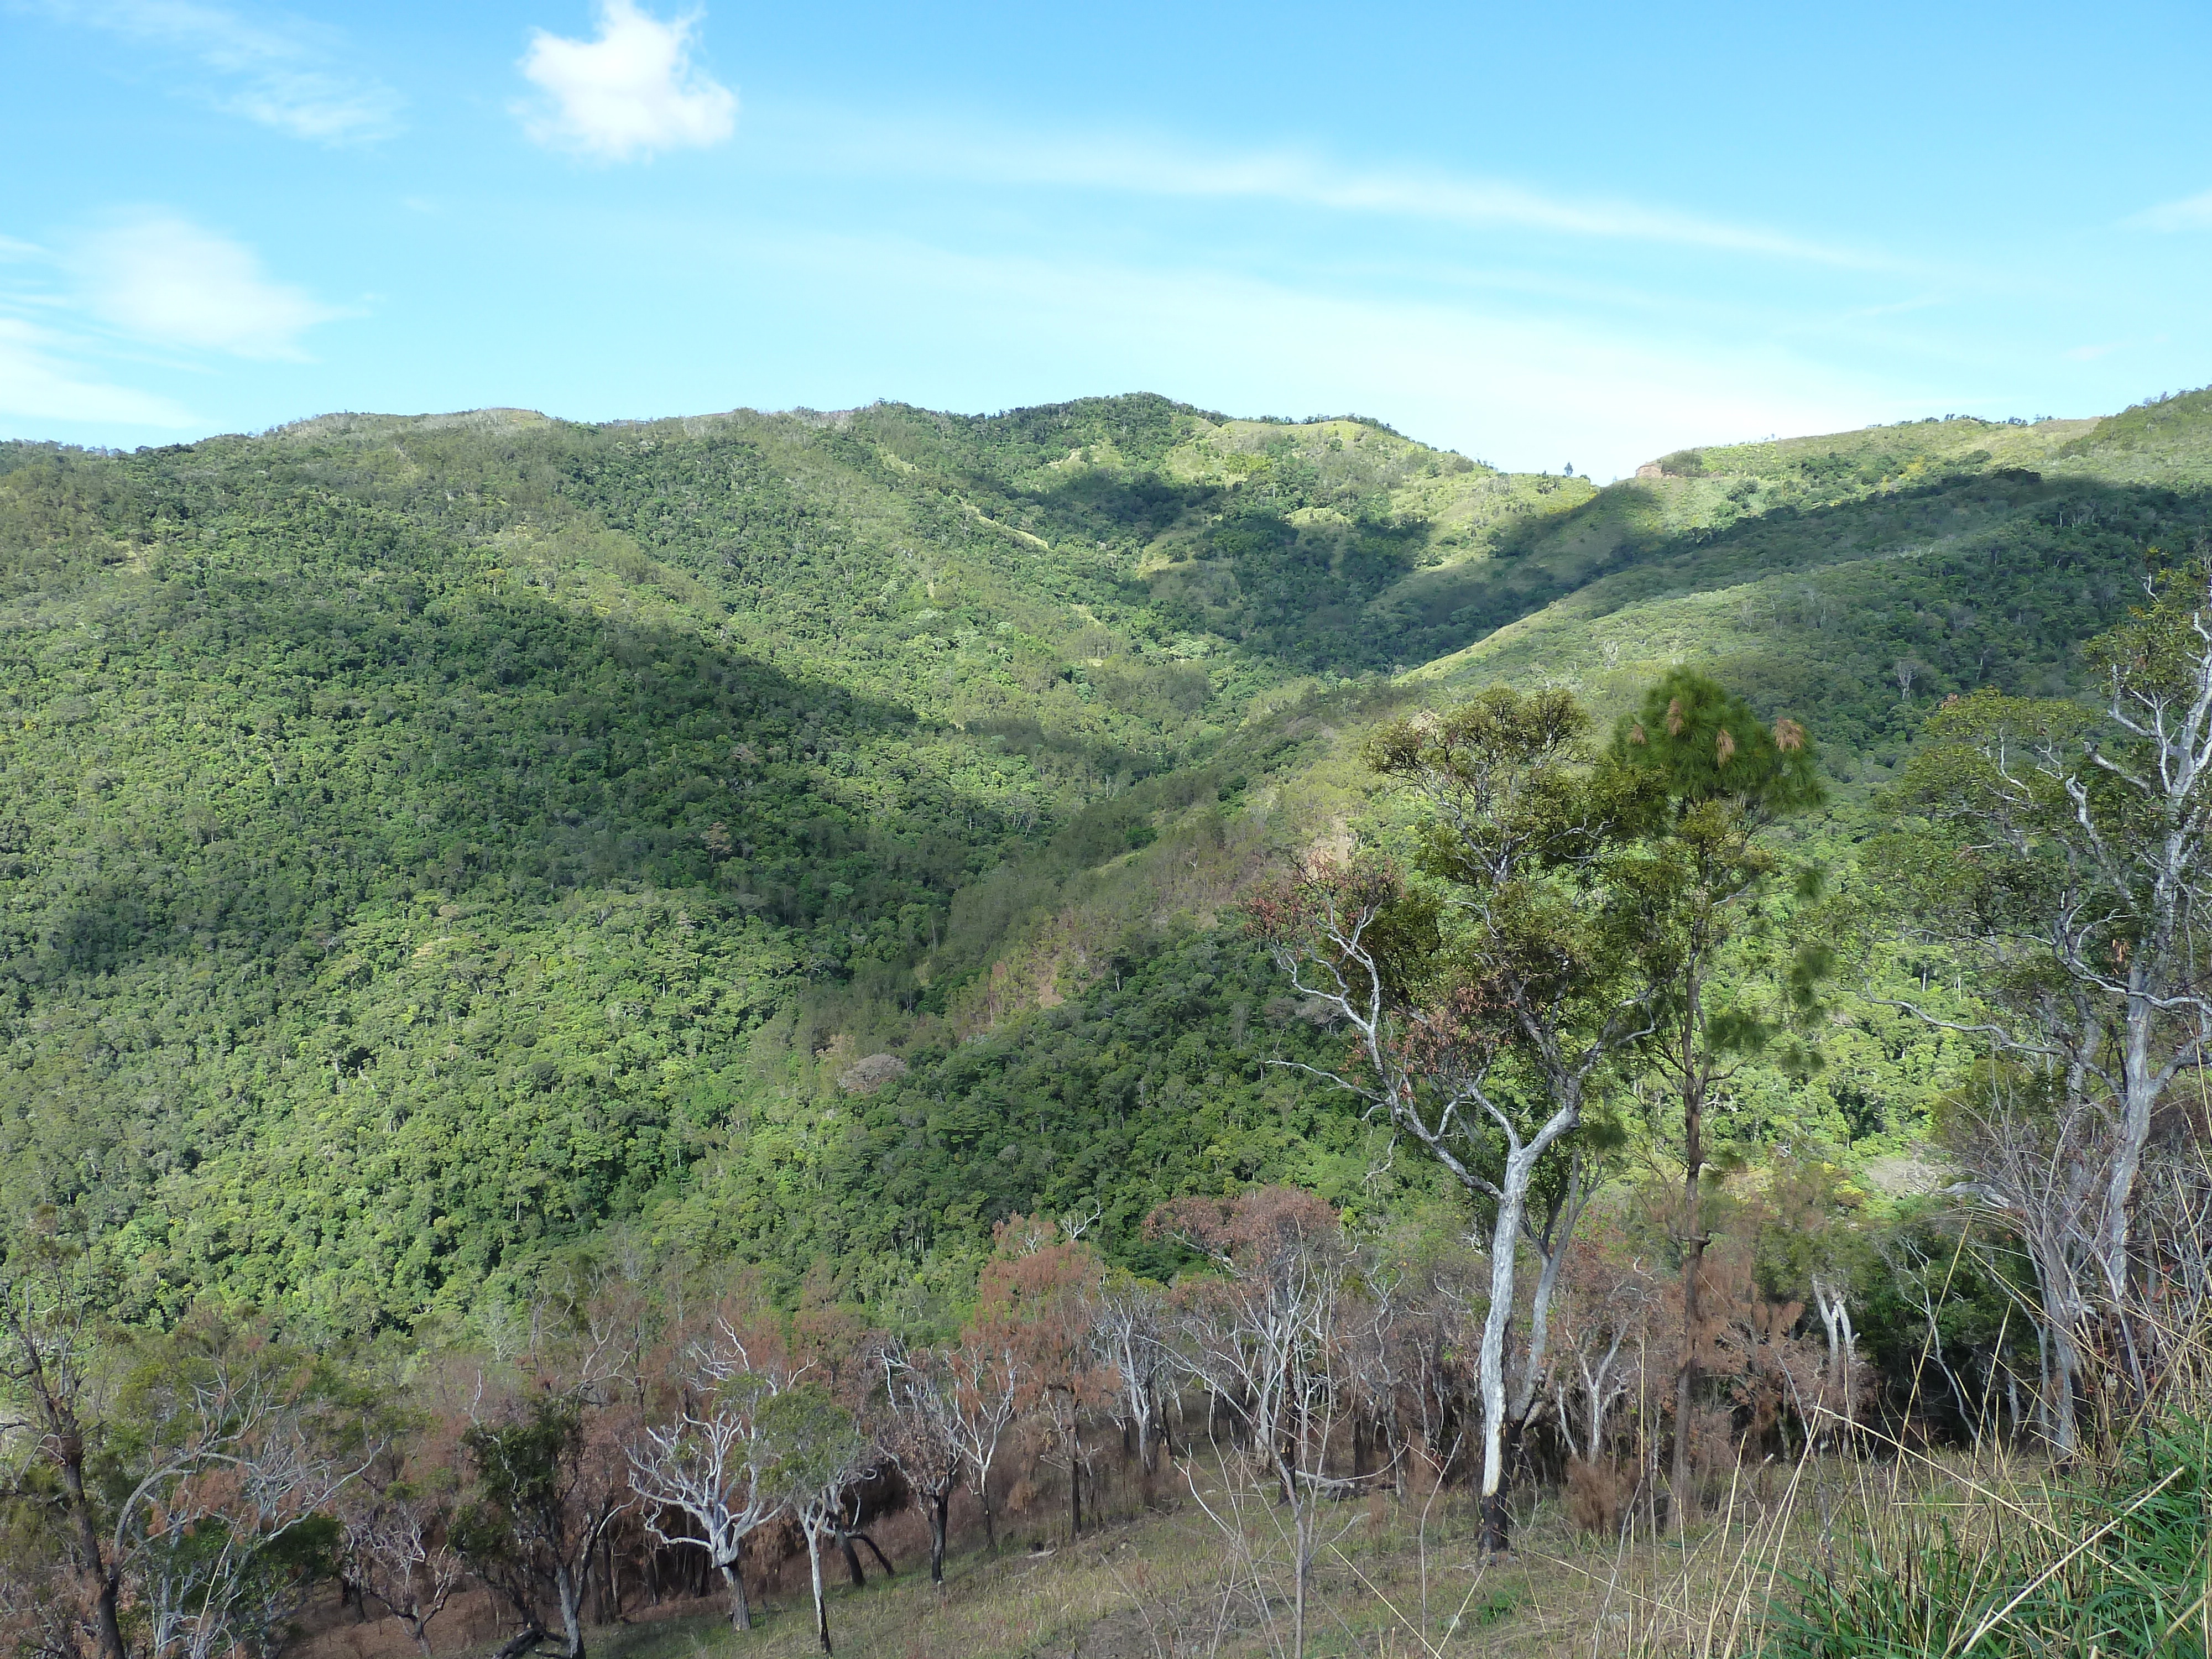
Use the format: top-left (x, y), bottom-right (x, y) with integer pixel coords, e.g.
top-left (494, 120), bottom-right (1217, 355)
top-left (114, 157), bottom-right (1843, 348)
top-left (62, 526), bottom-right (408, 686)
top-left (0, 318), bottom-right (198, 427)
top-left (41, 1), bottom-right (403, 142)
top-left (71, 214), bottom-right (343, 359)
top-left (2127, 189), bottom-right (2212, 232)
top-left (518, 0), bottom-right (736, 161)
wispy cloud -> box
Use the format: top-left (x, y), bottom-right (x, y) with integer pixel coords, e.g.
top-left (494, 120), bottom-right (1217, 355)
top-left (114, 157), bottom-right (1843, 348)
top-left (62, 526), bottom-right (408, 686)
top-left (786, 120), bottom-right (1882, 267)
top-left (0, 317), bottom-right (198, 427)
top-left (518, 0), bottom-right (736, 161)
top-left (731, 226), bottom-right (1887, 474)
top-left (40, 0), bottom-right (402, 142)
top-left (0, 210), bottom-right (342, 429)
top-left (70, 212), bottom-right (344, 359)
top-left (2126, 189), bottom-right (2212, 232)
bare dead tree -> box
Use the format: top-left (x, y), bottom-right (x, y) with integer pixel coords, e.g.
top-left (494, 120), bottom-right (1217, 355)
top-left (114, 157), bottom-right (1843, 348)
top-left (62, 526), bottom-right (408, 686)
top-left (874, 1340), bottom-right (967, 1585)
top-left (1807, 1273), bottom-right (1860, 1446)
top-left (1550, 1249), bottom-right (1660, 1465)
top-left (2136, 1138), bottom-right (2212, 1340)
top-left (340, 1442), bottom-right (467, 1656)
top-left (1339, 1257), bottom-right (1401, 1490)
top-left (116, 1323), bottom-right (376, 1659)
top-left (1940, 1085), bottom-right (2110, 1455)
top-left (1086, 1272), bottom-right (1171, 1477)
top-left (938, 1337), bottom-right (1021, 1554)
top-left (627, 1320), bottom-right (795, 1630)
top-left (1156, 1190), bottom-right (1356, 1659)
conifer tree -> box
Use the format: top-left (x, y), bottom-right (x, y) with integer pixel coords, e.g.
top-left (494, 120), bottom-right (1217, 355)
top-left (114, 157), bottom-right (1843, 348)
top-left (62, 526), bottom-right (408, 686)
top-left (1609, 669), bottom-right (1826, 1528)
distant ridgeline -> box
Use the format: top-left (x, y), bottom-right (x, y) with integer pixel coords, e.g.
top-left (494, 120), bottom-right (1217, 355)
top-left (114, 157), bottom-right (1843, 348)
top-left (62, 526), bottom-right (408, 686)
top-left (3, 388), bottom-right (2209, 1333)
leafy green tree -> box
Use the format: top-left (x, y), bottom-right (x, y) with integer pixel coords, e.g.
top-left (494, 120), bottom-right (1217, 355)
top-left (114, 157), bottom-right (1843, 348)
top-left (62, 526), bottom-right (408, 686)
top-left (457, 1391), bottom-right (629, 1659)
top-left (1608, 667), bottom-right (1827, 1527)
top-left (1252, 685), bottom-right (1661, 1553)
top-left (757, 1383), bottom-right (874, 1656)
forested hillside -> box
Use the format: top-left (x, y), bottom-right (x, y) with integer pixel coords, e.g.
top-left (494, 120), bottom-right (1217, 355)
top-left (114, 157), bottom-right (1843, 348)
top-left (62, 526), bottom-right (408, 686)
top-left (6, 388), bottom-right (2212, 1334)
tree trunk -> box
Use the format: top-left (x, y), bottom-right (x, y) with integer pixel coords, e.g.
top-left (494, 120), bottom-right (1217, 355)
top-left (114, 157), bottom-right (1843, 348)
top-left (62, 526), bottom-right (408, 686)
top-left (1811, 1276), bottom-right (1840, 1432)
top-left (1672, 1044), bottom-right (1707, 1535)
top-left (45, 1415), bottom-right (126, 1659)
top-left (1672, 1247), bottom-right (1704, 1529)
top-left (556, 1560), bottom-right (587, 1659)
top-left (838, 1533), bottom-right (865, 1588)
top-left (1476, 1173), bottom-right (1528, 1557)
top-left (93, 1574), bottom-right (126, 1659)
top-left (979, 1491), bottom-right (997, 1554)
top-left (1511, 1158), bottom-right (1584, 1447)
top-left (928, 1491), bottom-right (949, 1586)
top-left (1811, 1275), bottom-right (1857, 1450)
top-left (2039, 1275), bottom-right (2083, 1459)
top-left (720, 1556), bottom-right (752, 1632)
top-left (2101, 979), bottom-right (2163, 1402)
top-left (806, 1530), bottom-right (832, 1655)
top-left (1068, 1417), bottom-right (1083, 1540)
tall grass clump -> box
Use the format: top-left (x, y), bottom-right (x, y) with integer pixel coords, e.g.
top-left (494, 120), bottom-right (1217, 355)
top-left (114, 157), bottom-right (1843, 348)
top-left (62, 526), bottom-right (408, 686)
top-left (1765, 1413), bottom-right (2212, 1657)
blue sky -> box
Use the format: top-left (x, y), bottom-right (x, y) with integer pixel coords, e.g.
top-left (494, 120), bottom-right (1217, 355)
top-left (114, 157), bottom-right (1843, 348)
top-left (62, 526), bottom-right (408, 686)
top-left (4, 0), bottom-right (2209, 477)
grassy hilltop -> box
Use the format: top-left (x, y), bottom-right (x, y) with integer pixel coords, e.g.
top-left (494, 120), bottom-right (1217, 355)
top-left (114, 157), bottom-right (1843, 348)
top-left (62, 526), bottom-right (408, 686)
top-left (5, 388), bottom-right (2212, 1332)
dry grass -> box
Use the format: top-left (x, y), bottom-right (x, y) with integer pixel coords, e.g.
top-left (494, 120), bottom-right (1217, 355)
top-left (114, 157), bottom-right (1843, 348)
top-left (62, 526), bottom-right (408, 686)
top-left (408, 1323), bottom-right (2212, 1659)
top-left (462, 1442), bottom-right (2000, 1659)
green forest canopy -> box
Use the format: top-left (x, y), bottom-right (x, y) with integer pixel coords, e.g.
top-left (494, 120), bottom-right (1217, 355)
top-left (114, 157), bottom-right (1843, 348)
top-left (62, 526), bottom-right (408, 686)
top-left (6, 388), bottom-right (2212, 1334)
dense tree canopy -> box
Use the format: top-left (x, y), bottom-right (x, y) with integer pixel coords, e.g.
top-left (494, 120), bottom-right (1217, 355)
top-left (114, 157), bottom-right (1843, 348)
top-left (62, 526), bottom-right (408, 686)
top-left (1, 391), bottom-right (2209, 1334)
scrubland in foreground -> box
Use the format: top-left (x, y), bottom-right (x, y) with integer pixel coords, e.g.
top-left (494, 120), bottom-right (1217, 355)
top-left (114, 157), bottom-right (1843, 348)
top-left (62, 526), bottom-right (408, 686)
top-left (335, 1403), bottom-right (2204, 1659)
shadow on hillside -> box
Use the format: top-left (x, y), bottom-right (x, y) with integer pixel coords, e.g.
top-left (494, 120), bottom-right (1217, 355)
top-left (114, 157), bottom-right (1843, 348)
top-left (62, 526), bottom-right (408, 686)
top-left (1416, 475), bottom-right (2212, 773)
top-left (1373, 472), bottom-right (2212, 679)
top-left (7, 568), bottom-right (1053, 986)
